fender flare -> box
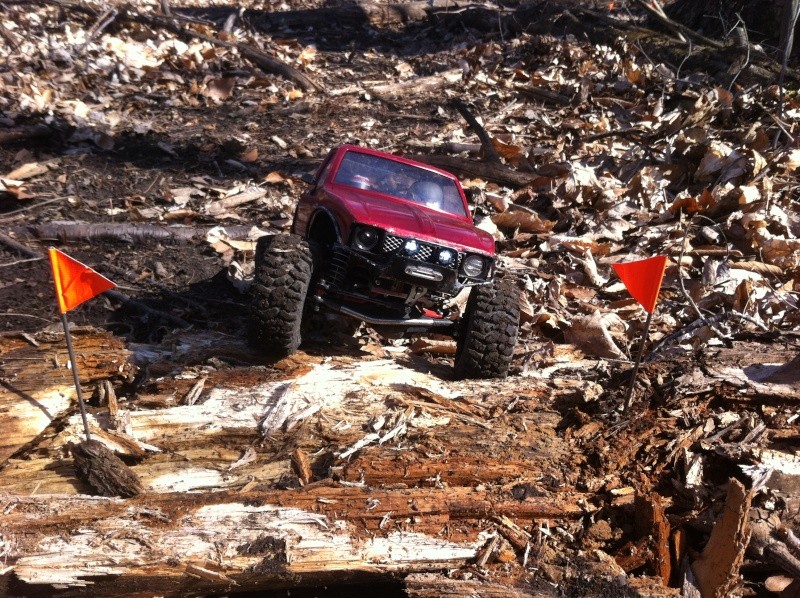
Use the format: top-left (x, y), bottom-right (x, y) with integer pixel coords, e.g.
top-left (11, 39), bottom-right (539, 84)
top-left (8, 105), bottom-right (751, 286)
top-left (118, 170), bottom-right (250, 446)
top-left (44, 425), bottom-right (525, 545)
top-left (308, 207), bottom-right (343, 245)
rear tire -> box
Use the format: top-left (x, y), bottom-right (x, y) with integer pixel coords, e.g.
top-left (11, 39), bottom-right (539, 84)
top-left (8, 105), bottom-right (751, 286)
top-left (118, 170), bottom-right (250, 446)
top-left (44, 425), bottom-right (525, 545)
top-left (248, 234), bottom-right (313, 357)
top-left (454, 278), bottom-right (520, 379)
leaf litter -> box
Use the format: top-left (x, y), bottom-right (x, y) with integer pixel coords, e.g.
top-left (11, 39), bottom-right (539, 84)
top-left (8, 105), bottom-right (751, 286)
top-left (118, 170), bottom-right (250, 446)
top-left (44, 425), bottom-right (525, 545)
top-left (1, 0), bottom-right (800, 596)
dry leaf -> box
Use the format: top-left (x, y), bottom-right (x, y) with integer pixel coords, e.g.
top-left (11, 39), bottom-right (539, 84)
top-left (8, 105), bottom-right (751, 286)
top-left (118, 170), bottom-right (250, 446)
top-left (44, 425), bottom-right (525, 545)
top-left (492, 209), bottom-right (555, 234)
top-left (736, 185), bottom-right (760, 205)
top-left (730, 261), bottom-right (783, 277)
top-left (409, 338), bottom-right (457, 355)
top-left (0, 178), bottom-right (32, 200)
top-left (519, 293), bottom-right (535, 324)
top-left (696, 142), bottom-right (745, 183)
top-left (750, 150), bottom-right (767, 177)
top-left (239, 148), bottom-right (259, 163)
top-left (486, 194), bottom-right (510, 212)
top-left (783, 148), bottom-right (800, 172)
top-left (669, 189), bottom-right (716, 215)
top-left (565, 311), bottom-right (626, 360)
top-left (167, 187), bottom-right (201, 206)
top-left (264, 171), bottom-right (286, 184)
top-left (744, 220), bottom-right (800, 269)
top-left (205, 77), bottom-right (236, 102)
top-left (491, 137), bottom-right (525, 166)
top-left (298, 46), bottom-right (317, 67)
top-left (5, 161), bottom-right (49, 180)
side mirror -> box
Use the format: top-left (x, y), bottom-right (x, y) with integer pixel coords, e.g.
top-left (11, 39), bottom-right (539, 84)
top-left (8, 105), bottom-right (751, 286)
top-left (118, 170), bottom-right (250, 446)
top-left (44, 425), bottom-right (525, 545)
top-left (300, 171), bottom-right (315, 185)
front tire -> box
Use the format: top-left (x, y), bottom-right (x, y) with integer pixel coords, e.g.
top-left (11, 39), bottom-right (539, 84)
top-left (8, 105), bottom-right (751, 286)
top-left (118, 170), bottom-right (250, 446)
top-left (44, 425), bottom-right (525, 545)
top-left (248, 234), bottom-right (313, 358)
top-left (454, 278), bottom-right (520, 379)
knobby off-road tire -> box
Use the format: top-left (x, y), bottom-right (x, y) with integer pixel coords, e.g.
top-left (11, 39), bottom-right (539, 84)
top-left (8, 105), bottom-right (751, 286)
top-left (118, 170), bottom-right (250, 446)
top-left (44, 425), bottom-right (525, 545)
top-left (454, 277), bottom-right (520, 379)
top-left (248, 234), bottom-right (313, 358)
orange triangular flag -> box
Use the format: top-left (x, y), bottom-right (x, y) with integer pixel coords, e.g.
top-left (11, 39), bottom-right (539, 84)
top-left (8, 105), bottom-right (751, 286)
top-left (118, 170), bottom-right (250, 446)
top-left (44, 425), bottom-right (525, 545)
top-left (612, 255), bottom-right (667, 314)
top-left (49, 248), bottom-right (116, 314)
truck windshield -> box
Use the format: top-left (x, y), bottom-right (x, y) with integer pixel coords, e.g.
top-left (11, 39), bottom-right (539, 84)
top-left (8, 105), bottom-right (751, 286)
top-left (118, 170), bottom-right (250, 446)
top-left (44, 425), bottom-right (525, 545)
top-left (333, 151), bottom-right (467, 218)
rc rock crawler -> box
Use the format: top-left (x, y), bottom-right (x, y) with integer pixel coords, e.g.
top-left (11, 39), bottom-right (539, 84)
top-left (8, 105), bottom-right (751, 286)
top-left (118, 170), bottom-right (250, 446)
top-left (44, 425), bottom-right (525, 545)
top-left (249, 144), bottom-right (520, 379)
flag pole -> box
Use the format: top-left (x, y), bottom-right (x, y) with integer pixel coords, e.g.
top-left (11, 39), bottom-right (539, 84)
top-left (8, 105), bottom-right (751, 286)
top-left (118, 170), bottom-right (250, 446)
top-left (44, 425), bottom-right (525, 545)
top-left (623, 308), bottom-right (655, 413)
top-left (60, 313), bottom-right (92, 441)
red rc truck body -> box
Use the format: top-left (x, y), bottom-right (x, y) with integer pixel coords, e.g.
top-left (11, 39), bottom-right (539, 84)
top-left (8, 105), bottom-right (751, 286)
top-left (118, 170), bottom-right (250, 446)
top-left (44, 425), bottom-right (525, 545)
top-left (249, 145), bottom-right (520, 378)
top-left (293, 144), bottom-right (495, 259)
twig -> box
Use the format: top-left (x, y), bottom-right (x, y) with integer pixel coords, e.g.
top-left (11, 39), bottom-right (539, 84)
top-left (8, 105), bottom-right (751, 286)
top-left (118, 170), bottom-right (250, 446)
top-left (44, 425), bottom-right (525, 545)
top-left (778, 0), bottom-right (800, 117)
top-left (0, 313), bottom-right (50, 321)
top-left (644, 311), bottom-right (729, 362)
top-left (644, 309), bottom-right (769, 363)
top-left (676, 219), bottom-right (731, 340)
top-left (755, 102), bottom-right (795, 145)
top-left (585, 128), bottom-right (645, 142)
top-left (0, 124), bottom-right (54, 145)
top-left (646, 0), bottom-right (685, 43)
top-left (123, 9), bottom-right (323, 92)
top-left (750, 523), bottom-right (800, 580)
top-left (630, 0), bottom-right (724, 49)
top-left (451, 100), bottom-right (503, 164)
top-left (76, 7), bottom-right (119, 55)
top-left (0, 197), bottom-right (70, 223)
top-left (726, 17), bottom-right (750, 91)
top-left (0, 233), bottom-right (190, 329)
top-left (0, 257), bottom-right (43, 268)
top-left (0, 232), bottom-right (40, 259)
top-left (728, 310), bottom-right (769, 332)
top-left (21, 222), bottom-right (260, 244)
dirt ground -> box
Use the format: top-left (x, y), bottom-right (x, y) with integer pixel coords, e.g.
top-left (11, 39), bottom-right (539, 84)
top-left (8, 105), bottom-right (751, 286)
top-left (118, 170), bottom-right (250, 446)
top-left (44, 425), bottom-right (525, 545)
top-left (2, 0), bottom-right (800, 596)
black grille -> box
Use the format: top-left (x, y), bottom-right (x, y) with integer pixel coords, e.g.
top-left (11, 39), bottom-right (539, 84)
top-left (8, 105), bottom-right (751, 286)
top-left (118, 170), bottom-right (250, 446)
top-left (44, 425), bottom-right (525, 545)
top-left (382, 235), bottom-right (403, 253)
top-left (380, 234), bottom-right (462, 270)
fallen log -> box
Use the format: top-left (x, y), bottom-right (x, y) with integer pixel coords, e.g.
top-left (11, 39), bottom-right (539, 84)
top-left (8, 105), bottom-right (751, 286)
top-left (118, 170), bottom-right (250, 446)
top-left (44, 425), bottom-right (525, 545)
top-left (409, 154), bottom-right (536, 188)
top-left (405, 572), bottom-right (533, 597)
top-left (369, 69), bottom-right (463, 101)
top-left (1, 351), bottom-right (578, 496)
top-left (2, 485), bottom-right (588, 596)
top-left (19, 223), bottom-right (261, 245)
top-left (0, 124), bottom-right (53, 145)
top-left (178, 0), bottom-right (482, 32)
top-left (1, 330), bottom-right (594, 596)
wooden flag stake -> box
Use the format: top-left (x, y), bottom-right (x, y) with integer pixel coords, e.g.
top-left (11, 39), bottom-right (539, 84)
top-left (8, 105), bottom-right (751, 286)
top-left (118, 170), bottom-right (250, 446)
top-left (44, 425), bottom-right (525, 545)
top-left (623, 308), bottom-right (655, 413)
top-left (60, 312), bottom-right (92, 441)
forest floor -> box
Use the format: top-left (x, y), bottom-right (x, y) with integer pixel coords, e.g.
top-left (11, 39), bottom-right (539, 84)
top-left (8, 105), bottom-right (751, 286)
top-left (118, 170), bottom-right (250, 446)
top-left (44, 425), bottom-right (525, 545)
top-left (1, 0), bottom-right (800, 596)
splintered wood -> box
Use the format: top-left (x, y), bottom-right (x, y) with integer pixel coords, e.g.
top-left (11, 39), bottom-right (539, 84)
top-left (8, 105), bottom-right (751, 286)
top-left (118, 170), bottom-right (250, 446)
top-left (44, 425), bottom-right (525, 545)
top-left (691, 479), bottom-right (752, 598)
top-left (0, 328), bottom-right (132, 463)
top-left (3, 487), bottom-right (586, 592)
top-left (0, 330), bottom-right (594, 595)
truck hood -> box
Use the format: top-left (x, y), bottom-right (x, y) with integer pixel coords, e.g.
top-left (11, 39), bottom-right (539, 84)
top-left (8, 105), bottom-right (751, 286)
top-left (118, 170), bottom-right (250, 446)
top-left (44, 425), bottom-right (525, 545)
top-left (335, 189), bottom-right (495, 256)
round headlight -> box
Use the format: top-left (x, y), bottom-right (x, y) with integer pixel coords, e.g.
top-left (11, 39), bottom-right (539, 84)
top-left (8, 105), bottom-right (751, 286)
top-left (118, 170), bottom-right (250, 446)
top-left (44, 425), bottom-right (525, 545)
top-left (403, 239), bottom-right (420, 255)
top-left (354, 227), bottom-right (380, 251)
top-left (462, 255), bottom-right (484, 277)
top-left (438, 249), bottom-right (455, 266)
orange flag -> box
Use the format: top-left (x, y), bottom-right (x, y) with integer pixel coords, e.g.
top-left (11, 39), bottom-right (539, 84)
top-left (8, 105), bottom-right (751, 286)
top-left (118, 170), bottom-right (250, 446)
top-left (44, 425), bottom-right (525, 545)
top-left (49, 248), bottom-right (116, 314)
top-left (612, 255), bottom-right (667, 314)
